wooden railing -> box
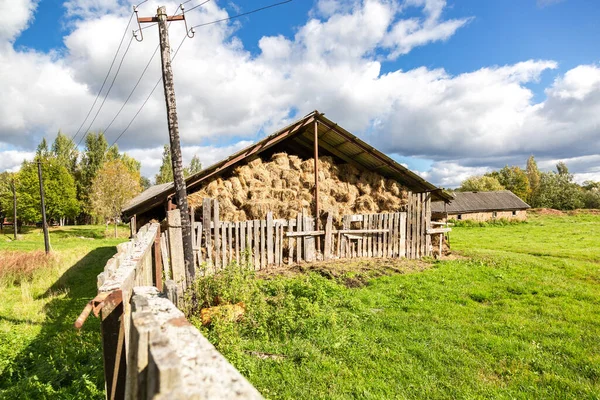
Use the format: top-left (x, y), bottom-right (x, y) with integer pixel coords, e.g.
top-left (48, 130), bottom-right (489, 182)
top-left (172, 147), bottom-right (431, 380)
top-left (76, 223), bottom-right (261, 400)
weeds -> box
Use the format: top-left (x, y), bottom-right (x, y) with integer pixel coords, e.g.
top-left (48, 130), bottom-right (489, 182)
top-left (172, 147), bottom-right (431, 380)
top-left (184, 213), bottom-right (600, 399)
top-left (0, 251), bottom-right (57, 287)
top-left (449, 217), bottom-right (527, 227)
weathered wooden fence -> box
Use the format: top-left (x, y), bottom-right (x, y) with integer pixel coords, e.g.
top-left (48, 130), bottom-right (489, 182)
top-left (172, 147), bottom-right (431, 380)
top-left (76, 222), bottom-right (262, 400)
top-left (158, 191), bottom-right (443, 279)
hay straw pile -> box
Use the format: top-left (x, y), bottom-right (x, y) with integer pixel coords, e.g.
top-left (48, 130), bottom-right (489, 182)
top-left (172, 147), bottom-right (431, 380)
top-left (188, 153), bottom-right (408, 221)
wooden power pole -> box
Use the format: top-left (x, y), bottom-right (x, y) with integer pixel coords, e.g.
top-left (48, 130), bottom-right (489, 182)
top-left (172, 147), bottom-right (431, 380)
top-left (136, 6), bottom-right (195, 282)
top-left (12, 178), bottom-right (17, 241)
top-left (37, 161), bottom-right (50, 254)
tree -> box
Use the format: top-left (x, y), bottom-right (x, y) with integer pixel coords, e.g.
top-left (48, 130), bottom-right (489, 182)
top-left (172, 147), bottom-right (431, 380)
top-left (184, 154), bottom-right (202, 177)
top-left (526, 155), bottom-right (540, 205)
top-left (488, 166), bottom-right (530, 202)
top-left (140, 176), bottom-right (152, 190)
top-left (36, 138), bottom-right (50, 159)
top-left (91, 159), bottom-right (142, 237)
top-left (155, 145), bottom-right (173, 184)
top-left (16, 158), bottom-right (79, 225)
top-left (0, 172), bottom-right (13, 230)
top-left (581, 190), bottom-right (600, 209)
top-left (51, 131), bottom-right (78, 175)
top-left (78, 132), bottom-right (108, 221)
top-left (556, 161), bottom-right (569, 176)
top-left (458, 175), bottom-right (505, 192)
top-left (535, 163), bottom-right (583, 210)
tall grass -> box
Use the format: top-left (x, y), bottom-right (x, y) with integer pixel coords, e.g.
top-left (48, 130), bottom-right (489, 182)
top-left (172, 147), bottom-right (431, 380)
top-left (0, 251), bottom-right (57, 287)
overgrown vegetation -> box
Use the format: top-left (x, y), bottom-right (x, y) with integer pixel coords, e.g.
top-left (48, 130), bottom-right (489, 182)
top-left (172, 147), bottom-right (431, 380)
top-left (0, 225), bottom-right (128, 399)
top-left (0, 251), bottom-right (58, 287)
top-left (448, 217), bottom-right (527, 227)
top-left (187, 212), bottom-right (600, 399)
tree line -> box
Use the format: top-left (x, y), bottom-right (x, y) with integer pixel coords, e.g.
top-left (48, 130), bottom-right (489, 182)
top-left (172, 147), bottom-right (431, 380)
top-left (0, 133), bottom-right (202, 233)
top-left (457, 156), bottom-right (600, 210)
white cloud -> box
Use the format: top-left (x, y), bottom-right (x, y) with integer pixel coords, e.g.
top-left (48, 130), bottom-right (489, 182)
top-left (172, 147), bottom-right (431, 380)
top-left (0, 150), bottom-right (35, 172)
top-left (384, 0), bottom-right (472, 58)
top-left (0, 0), bottom-right (38, 42)
top-left (0, 0), bottom-right (599, 188)
top-left (415, 161), bottom-right (492, 188)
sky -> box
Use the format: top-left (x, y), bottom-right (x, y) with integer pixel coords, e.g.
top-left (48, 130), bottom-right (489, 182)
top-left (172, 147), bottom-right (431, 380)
top-left (1, 0), bottom-right (599, 187)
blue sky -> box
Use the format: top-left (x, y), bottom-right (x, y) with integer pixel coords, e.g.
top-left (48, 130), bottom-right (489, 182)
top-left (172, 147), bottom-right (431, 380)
top-left (2, 0), bottom-right (600, 186)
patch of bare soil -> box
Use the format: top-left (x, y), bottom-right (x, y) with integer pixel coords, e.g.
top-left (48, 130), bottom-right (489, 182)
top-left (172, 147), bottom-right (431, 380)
top-left (256, 258), bottom-right (433, 288)
top-left (530, 208), bottom-right (564, 215)
top-left (568, 209), bottom-right (600, 215)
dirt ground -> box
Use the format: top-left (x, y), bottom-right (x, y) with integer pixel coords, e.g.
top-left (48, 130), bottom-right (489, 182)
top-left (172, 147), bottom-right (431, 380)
top-left (256, 258), bottom-right (437, 288)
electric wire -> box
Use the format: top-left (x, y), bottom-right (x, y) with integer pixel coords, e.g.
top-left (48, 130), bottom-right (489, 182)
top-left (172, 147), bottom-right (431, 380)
top-left (77, 34), bottom-right (135, 147)
top-left (109, 0), bottom-right (293, 148)
top-left (190, 0), bottom-right (292, 30)
top-left (109, 34), bottom-right (189, 147)
top-left (185, 0), bottom-right (211, 14)
top-left (103, 45), bottom-right (159, 134)
top-left (104, 3), bottom-right (192, 137)
top-left (71, 11), bottom-right (135, 144)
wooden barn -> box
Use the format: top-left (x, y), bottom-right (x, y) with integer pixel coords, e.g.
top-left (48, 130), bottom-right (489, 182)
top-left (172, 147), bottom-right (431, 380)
top-left (122, 111), bottom-right (452, 267)
top-left (432, 190), bottom-right (530, 222)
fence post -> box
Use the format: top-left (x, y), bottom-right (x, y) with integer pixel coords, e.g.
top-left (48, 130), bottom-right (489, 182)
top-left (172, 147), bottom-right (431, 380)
top-left (267, 212), bottom-right (274, 266)
top-left (213, 199), bottom-right (220, 269)
top-left (100, 290), bottom-right (126, 400)
top-left (324, 212), bottom-right (333, 260)
top-left (203, 198), bottom-right (212, 266)
top-left (426, 193), bottom-right (432, 256)
top-left (153, 228), bottom-right (163, 291)
top-left (167, 209), bottom-right (186, 293)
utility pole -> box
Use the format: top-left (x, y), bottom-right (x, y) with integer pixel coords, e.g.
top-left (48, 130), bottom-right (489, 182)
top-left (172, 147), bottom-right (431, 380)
top-left (12, 178), bottom-right (17, 241)
top-left (38, 161), bottom-right (50, 254)
top-left (136, 6), bottom-right (195, 282)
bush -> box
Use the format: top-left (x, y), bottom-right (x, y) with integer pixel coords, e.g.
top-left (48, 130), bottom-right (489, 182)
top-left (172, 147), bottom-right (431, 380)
top-left (183, 262), bottom-right (345, 362)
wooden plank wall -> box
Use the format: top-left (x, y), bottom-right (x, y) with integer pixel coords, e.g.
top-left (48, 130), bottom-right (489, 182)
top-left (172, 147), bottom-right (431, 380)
top-left (159, 194), bottom-right (435, 276)
top-left (404, 192), bottom-right (432, 259)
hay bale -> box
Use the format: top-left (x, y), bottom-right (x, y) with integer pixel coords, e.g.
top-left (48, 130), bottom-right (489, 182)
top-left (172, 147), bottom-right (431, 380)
top-left (355, 195), bottom-right (377, 213)
top-left (190, 152), bottom-right (408, 221)
top-left (289, 155), bottom-right (302, 170)
top-left (300, 159), bottom-right (314, 173)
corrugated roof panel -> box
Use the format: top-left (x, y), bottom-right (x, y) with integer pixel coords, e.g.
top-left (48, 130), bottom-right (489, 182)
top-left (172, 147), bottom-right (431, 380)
top-left (431, 191), bottom-right (530, 213)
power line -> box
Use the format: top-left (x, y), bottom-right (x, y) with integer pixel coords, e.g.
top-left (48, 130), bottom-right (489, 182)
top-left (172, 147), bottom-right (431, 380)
top-left (185, 0), bottom-right (212, 14)
top-left (109, 0), bottom-right (293, 148)
top-left (103, 45), bottom-right (159, 134)
top-left (78, 34), bottom-right (135, 147)
top-left (71, 11), bottom-right (135, 144)
top-left (104, 3), bottom-right (192, 138)
top-left (110, 34), bottom-right (189, 148)
top-left (190, 0), bottom-right (292, 30)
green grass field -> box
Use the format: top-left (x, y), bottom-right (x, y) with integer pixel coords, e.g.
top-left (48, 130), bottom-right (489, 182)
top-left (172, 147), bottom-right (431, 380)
top-left (0, 225), bottom-right (127, 399)
top-left (1, 213), bottom-right (599, 399)
top-left (192, 211), bottom-right (600, 399)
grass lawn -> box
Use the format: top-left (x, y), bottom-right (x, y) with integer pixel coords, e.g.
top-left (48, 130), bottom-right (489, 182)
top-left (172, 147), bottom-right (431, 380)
top-left (1, 214), bottom-right (599, 399)
top-left (191, 211), bottom-right (600, 399)
top-left (0, 225), bottom-right (128, 399)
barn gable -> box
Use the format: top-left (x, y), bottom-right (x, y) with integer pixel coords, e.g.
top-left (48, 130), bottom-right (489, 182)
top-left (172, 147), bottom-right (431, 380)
top-left (123, 110), bottom-right (452, 222)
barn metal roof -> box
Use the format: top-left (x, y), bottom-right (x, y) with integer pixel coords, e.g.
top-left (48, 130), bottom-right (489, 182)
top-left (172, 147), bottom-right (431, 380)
top-left (123, 110), bottom-right (453, 219)
top-left (431, 191), bottom-right (530, 214)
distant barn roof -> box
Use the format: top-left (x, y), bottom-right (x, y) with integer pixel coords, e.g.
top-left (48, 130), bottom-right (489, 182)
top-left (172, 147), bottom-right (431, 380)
top-left (431, 191), bottom-right (530, 214)
top-left (123, 110), bottom-right (453, 219)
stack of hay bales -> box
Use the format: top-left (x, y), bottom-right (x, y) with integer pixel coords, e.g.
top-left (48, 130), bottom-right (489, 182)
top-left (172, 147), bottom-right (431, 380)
top-left (188, 153), bottom-right (408, 221)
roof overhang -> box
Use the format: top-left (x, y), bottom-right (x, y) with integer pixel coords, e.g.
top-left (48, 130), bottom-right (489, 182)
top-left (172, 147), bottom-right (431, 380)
top-left (123, 111), bottom-right (452, 219)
